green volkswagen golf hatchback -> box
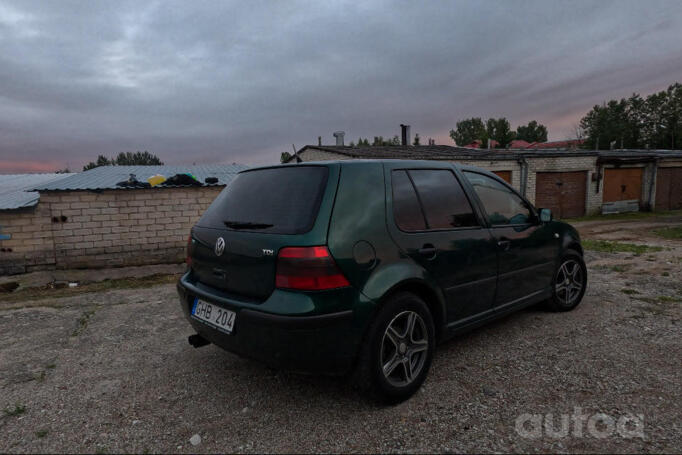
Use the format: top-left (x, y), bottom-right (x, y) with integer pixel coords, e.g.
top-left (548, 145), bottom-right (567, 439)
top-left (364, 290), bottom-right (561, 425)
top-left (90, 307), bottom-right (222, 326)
top-left (177, 160), bottom-right (587, 402)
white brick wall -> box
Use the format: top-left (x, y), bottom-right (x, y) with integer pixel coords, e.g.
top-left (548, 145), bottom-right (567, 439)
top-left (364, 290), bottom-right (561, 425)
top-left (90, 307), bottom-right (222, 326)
top-left (0, 186), bottom-right (222, 274)
top-left (298, 149), bottom-right (353, 161)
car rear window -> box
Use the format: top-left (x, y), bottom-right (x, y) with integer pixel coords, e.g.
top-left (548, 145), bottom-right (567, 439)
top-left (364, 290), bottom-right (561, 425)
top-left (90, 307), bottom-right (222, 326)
top-left (197, 166), bottom-right (329, 234)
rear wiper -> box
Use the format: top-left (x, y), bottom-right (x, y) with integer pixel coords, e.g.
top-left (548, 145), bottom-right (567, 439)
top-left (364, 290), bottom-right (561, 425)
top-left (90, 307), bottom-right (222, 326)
top-left (223, 220), bottom-right (274, 230)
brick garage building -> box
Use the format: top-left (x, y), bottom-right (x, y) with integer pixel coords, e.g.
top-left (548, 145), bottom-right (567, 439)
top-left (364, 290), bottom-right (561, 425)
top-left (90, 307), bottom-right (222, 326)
top-left (289, 144), bottom-right (682, 217)
top-left (0, 165), bottom-right (246, 275)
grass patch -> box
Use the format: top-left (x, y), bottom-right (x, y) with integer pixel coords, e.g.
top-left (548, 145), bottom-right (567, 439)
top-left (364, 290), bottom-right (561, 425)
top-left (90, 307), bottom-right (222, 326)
top-left (582, 239), bottom-right (663, 254)
top-left (621, 288), bottom-right (639, 295)
top-left (72, 309), bottom-right (96, 337)
top-left (634, 296), bottom-right (658, 304)
top-left (658, 295), bottom-right (682, 303)
top-left (3, 404), bottom-right (26, 417)
top-left (564, 209), bottom-right (682, 223)
top-left (35, 430), bottom-right (48, 438)
top-left (0, 273), bottom-right (179, 307)
top-left (653, 226), bottom-right (682, 240)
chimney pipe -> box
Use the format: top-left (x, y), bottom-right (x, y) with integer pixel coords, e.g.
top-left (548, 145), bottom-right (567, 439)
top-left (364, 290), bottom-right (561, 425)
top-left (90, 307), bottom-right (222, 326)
top-left (318, 136), bottom-right (322, 146)
top-left (333, 131), bottom-right (345, 146)
top-left (400, 124), bottom-right (411, 146)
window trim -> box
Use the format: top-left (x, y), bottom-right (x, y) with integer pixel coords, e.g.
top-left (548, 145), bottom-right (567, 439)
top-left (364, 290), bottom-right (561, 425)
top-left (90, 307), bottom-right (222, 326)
top-left (462, 170), bottom-right (538, 228)
top-left (391, 168), bottom-right (483, 233)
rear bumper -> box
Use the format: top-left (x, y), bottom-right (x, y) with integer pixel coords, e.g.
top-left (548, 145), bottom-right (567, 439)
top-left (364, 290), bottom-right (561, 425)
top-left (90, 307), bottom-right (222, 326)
top-left (177, 272), bottom-right (367, 374)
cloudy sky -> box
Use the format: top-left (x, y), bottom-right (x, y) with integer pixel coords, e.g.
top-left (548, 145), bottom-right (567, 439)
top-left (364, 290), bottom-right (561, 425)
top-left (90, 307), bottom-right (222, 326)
top-left (1, 0), bottom-right (681, 173)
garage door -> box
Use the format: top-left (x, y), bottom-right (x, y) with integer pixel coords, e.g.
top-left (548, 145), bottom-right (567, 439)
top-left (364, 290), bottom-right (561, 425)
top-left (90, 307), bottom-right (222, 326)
top-left (655, 167), bottom-right (682, 210)
top-left (535, 171), bottom-right (587, 218)
top-left (603, 168), bottom-right (643, 203)
top-left (493, 170), bottom-right (512, 184)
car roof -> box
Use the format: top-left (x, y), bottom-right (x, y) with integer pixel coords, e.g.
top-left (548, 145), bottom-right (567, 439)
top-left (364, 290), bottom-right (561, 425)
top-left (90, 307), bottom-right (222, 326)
top-left (244, 159), bottom-right (497, 176)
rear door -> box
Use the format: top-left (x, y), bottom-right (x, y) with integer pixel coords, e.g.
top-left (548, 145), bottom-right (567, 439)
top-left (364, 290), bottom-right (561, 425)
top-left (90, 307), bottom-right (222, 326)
top-left (189, 165), bottom-right (338, 301)
top-left (462, 171), bottom-right (557, 307)
top-left (386, 164), bottom-right (498, 323)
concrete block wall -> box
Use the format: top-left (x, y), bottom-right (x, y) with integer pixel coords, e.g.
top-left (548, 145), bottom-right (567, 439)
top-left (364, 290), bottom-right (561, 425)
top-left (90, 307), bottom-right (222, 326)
top-left (451, 159), bottom-right (523, 191)
top-left (0, 186), bottom-right (222, 275)
top-left (0, 204), bottom-right (55, 275)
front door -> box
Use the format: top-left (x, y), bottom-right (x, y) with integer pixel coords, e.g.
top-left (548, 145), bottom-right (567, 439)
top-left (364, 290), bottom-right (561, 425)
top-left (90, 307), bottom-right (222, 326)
top-left (386, 165), bottom-right (499, 323)
top-left (461, 171), bottom-right (557, 307)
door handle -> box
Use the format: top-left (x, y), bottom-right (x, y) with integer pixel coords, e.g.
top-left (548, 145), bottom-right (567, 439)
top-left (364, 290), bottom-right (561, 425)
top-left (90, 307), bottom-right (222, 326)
top-left (497, 239), bottom-right (511, 251)
top-left (418, 244), bottom-right (437, 259)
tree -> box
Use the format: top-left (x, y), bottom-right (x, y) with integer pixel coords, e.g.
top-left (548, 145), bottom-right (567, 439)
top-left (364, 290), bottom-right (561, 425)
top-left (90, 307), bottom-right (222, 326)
top-left (280, 151), bottom-right (292, 163)
top-left (413, 133), bottom-right (421, 146)
top-left (83, 151), bottom-right (163, 171)
top-left (515, 120), bottom-right (548, 143)
top-left (485, 118), bottom-right (516, 148)
top-left (83, 155), bottom-right (113, 171)
top-left (113, 151), bottom-right (162, 165)
top-left (580, 99), bottom-right (637, 149)
top-left (449, 117), bottom-right (486, 146)
top-left (578, 82), bottom-right (682, 150)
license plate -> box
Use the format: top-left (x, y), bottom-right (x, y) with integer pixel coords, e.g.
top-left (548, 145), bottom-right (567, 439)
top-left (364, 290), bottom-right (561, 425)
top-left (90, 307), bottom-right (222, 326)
top-left (191, 298), bottom-right (236, 334)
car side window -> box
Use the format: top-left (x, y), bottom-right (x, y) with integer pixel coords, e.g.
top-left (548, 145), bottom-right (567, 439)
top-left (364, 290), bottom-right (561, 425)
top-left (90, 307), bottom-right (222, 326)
top-left (392, 170), bottom-right (427, 231)
top-left (392, 169), bottom-right (479, 231)
top-left (409, 170), bottom-right (479, 229)
top-left (463, 171), bottom-right (531, 226)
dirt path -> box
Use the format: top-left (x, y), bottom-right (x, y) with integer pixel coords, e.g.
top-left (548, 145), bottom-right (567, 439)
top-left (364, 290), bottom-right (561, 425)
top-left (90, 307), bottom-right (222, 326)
top-left (0, 218), bottom-right (680, 453)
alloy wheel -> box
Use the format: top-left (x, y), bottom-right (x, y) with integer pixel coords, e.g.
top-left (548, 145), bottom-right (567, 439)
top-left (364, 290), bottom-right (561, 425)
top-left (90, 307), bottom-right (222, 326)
top-left (555, 259), bottom-right (584, 306)
top-left (380, 311), bottom-right (429, 387)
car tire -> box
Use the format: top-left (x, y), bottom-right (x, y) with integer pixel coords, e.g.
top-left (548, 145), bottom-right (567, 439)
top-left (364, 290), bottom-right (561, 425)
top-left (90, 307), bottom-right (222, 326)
top-left (545, 249), bottom-right (587, 312)
top-left (352, 292), bottom-right (435, 404)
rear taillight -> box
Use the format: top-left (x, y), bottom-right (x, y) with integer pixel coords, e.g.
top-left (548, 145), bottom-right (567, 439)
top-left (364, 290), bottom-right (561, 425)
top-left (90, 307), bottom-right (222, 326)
top-left (275, 246), bottom-right (350, 291)
top-left (186, 235), bottom-right (193, 266)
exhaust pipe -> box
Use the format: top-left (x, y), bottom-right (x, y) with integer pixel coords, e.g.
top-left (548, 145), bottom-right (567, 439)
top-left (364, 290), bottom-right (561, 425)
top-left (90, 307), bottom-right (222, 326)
top-left (188, 333), bottom-right (210, 348)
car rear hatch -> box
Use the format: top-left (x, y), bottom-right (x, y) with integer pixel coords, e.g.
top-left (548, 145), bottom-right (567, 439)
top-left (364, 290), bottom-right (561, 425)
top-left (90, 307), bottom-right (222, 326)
top-left (188, 164), bottom-right (340, 302)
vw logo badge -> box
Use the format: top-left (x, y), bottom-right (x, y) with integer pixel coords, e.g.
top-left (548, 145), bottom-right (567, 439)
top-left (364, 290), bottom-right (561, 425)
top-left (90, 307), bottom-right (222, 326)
top-left (214, 237), bottom-right (226, 256)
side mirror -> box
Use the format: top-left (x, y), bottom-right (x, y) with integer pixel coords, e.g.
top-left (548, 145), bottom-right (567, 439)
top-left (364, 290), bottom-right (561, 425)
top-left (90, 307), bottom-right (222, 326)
top-left (539, 208), bottom-right (553, 223)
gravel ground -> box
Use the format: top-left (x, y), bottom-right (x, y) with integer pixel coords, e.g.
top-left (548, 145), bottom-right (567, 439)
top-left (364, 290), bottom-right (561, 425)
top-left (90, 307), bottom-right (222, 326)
top-left (0, 217), bottom-right (680, 453)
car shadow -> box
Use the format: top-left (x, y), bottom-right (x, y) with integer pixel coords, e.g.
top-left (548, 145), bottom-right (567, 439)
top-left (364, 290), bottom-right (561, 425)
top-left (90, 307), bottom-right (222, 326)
top-left (176, 304), bottom-right (550, 409)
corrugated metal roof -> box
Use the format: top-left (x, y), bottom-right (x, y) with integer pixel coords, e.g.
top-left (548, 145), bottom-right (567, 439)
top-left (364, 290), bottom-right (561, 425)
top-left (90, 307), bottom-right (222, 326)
top-left (33, 165), bottom-right (248, 191)
top-left (0, 173), bottom-right (76, 210)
